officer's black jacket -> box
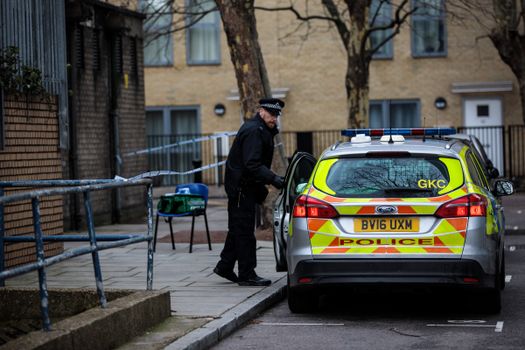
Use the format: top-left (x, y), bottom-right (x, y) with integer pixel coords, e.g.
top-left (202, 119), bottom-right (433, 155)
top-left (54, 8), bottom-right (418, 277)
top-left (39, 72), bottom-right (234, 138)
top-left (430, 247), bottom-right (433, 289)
top-left (224, 113), bottom-right (278, 199)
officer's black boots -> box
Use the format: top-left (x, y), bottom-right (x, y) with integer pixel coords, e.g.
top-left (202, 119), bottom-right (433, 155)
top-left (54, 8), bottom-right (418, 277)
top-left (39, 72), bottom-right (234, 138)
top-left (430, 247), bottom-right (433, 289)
top-left (238, 275), bottom-right (272, 286)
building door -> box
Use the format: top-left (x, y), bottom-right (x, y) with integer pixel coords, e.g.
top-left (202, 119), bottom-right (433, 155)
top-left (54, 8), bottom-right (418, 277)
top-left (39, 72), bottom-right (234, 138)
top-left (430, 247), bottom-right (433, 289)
top-left (463, 98), bottom-right (504, 175)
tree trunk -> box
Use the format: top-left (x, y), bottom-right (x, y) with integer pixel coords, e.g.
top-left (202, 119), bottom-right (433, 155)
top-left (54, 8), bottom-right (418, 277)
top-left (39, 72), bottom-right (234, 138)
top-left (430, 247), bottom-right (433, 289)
top-left (215, 0), bottom-right (287, 230)
top-left (489, 31), bottom-right (525, 123)
top-left (346, 2), bottom-right (370, 128)
top-left (215, 0), bottom-right (271, 119)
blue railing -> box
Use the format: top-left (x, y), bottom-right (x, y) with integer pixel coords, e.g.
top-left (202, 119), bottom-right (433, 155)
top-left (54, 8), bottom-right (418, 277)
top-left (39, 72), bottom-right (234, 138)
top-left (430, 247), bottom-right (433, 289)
top-left (0, 178), bottom-right (154, 331)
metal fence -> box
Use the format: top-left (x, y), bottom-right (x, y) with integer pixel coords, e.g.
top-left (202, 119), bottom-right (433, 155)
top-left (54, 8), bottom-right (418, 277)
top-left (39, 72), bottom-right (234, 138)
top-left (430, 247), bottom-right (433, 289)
top-left (0, 179), bottom-right (155, 331)
top-left (0, 0), bottom-right (69, 148)
top-left (146, 134), bottom-right (230, 186)
top-left (143, 126), bottom-right (525, 186)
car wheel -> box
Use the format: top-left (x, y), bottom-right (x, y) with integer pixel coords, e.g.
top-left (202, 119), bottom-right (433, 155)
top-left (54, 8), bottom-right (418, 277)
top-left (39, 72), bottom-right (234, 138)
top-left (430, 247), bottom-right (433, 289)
top-left (287, 278), bottom-right (317, 313)
top-left (273, 233), bottom-right (287, 272)
top-left (499, 251), bottom-right (506, 290)
top-left (482, 288), bottom-right (501, 314)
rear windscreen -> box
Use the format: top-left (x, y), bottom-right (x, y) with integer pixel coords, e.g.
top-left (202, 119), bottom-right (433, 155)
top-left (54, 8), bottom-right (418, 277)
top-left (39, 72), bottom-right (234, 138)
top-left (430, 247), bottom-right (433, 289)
top-left (314, 157), bottom-right (464, 198)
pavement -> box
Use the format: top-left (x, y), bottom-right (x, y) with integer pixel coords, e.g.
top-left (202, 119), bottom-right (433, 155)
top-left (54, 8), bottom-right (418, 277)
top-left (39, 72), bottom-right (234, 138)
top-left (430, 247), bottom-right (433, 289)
top-left (5, 186), bottom-right (287, 350)
top-left (4, 186), bottom-right (525, 350)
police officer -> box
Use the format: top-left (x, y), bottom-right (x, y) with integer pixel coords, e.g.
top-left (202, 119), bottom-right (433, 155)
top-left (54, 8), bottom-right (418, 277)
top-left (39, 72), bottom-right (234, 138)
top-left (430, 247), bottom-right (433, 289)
top-left (214, 98), bottom-right (285, 286)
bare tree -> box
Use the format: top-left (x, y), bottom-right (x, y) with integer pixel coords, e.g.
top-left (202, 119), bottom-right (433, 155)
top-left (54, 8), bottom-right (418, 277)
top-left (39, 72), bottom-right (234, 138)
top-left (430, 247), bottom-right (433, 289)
top-left (140, 0), bottom-right (285, 229)
top-left (256, 0), bottom-right (416, 128)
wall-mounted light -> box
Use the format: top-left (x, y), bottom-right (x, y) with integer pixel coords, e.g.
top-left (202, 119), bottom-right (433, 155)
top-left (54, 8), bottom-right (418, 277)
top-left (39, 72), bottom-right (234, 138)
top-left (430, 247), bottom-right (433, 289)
top-left (434, 97), bottom-right (447, 110)
top-left (214, 103), bottom-right (226, 116)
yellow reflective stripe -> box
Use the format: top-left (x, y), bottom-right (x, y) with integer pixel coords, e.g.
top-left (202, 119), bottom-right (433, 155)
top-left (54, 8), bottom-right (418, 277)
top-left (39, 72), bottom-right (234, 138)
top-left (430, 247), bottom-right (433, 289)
top-left (312, 158), bottom-right (338, 195)
top-left (410, 205), bottom-right (438, 214)
top-left (336, 206), bottom-right (365, 215)
top-left (438, 157), bottom-right (464, 195)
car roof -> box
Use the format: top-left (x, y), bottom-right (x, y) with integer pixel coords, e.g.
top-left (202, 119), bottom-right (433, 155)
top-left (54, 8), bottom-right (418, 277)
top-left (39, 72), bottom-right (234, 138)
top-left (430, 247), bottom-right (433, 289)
top-left (322, 137), bottom-right (467, 159)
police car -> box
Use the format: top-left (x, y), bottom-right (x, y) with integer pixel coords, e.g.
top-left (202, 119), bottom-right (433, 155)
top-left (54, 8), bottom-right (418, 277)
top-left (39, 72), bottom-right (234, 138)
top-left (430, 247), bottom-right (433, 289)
top-left (273, 128), bottom-right (514, 313)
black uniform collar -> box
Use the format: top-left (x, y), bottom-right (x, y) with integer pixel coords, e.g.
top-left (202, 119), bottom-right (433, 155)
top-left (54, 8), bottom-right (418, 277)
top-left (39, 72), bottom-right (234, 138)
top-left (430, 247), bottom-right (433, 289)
top-left (254, 113), bottom-right (279, 136)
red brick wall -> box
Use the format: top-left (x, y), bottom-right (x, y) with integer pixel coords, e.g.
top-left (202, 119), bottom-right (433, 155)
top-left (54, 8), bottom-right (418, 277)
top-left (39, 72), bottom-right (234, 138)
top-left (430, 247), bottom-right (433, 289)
top-left (1, 94), bottom-right (64, 267)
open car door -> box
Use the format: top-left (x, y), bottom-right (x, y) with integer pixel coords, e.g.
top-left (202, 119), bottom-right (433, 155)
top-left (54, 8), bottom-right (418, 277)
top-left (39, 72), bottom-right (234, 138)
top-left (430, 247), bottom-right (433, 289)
top-left (273, 151), bottom-right (316, 271)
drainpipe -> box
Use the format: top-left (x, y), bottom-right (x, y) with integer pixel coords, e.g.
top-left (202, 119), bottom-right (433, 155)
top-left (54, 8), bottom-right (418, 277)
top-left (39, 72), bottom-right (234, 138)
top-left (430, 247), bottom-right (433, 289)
top-left (66, 23), bottom-right (80, 230)
top-left (108, 31), bottom-right (122, 223)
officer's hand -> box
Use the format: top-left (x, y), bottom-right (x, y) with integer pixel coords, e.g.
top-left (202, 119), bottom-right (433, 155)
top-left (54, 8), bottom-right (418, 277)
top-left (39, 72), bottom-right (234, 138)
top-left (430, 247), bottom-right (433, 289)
top-left (272, 175), bottom-right (285, 189)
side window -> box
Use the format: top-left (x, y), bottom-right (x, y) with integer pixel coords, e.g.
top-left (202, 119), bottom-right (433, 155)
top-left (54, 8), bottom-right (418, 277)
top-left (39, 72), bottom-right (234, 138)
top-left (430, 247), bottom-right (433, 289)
top-left (411, 0), bottom-right (446, 57)
top-left (470, 152), bottom-right (490, 189)
top-left (466, 152), bottom-right (487, 189)
top-left (288, 156), bottom-right (315, 206)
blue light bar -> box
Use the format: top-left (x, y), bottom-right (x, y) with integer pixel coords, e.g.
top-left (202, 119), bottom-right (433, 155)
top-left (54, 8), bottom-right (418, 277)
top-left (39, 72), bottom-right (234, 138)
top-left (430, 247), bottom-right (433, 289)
top-left (341, 128), bottom-right (457, 137)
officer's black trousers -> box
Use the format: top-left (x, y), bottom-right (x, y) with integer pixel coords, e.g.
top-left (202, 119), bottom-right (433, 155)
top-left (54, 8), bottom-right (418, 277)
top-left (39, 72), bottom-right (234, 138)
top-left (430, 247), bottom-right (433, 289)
top-left (216, 192), bottom-right (257, 280)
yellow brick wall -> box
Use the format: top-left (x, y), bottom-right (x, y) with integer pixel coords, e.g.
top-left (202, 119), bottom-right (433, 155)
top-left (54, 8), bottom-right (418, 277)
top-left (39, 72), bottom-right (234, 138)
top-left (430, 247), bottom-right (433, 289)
top-left (142, 1), bottom-right (522, 133)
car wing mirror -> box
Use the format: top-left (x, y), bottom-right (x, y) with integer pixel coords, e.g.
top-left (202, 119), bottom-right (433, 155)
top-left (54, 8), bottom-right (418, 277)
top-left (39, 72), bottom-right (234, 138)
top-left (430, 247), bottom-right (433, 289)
top-left (494, 179), bottom-right (514, 196)
top-left (489, 167), bottom-right (500, 179)
top-left (295, 183), bottom-right (307, 195)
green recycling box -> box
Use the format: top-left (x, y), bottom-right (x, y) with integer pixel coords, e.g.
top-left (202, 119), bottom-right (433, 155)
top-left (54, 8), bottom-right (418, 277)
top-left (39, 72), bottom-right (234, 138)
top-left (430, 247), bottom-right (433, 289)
top-left (157, 193), bottom-right (206, 214)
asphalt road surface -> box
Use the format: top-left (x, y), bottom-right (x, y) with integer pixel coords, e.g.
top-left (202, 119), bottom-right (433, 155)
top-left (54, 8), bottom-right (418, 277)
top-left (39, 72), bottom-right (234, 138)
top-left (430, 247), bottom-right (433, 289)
top-left (212, 234), bottom-right (525, 350)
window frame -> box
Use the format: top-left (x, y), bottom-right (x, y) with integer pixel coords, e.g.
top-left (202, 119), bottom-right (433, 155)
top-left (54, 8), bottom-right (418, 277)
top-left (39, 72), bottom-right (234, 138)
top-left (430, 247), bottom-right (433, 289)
top-left (141, 0), bottom-right (174, 67)
top-left (369, 0), bottom-right (393, 60)
top-left (369, 99), bottom-right (421, 128)
top-left (145, 105), bottom-right (202, 136)
top-left (185, 0), bottom-right (221, 66)
top-left (411, 0), bottom-right (447, 58)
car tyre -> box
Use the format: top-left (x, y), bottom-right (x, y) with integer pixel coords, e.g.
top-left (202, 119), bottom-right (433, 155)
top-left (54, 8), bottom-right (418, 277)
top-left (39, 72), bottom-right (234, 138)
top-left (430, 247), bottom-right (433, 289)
top-left (482, 288), bottom-right (501, 314)
top-left (499, 251), bottom-right (506, 290)
top-left (287, 278), bottom-right (317, 313)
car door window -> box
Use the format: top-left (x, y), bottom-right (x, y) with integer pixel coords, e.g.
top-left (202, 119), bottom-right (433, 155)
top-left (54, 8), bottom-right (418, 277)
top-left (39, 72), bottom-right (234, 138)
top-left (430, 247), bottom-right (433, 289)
top-left (466, 152), bottom-right (488, 189)
top-left (288, 155), bottom-right (315, 208)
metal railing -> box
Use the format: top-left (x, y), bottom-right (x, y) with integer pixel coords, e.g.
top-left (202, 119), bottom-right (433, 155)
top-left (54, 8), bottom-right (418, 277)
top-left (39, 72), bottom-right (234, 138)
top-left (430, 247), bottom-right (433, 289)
top-left (141, 126), bottom-right (525, 185)
top-left (0, 178), bottom-right (154, 331)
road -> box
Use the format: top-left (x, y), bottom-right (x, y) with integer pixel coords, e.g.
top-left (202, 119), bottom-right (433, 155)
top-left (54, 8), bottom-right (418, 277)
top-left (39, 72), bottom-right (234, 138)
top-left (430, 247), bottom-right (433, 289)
top-left (211, 234), bottom-right (525, 350)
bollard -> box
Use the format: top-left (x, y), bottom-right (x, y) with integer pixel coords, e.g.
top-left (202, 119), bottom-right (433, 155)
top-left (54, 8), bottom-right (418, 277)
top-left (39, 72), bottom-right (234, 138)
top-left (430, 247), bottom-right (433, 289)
top-left (192, 159), bottom-right (202, 183)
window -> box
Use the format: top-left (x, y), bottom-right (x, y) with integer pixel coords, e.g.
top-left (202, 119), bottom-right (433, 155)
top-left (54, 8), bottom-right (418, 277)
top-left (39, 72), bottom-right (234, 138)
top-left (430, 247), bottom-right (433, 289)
top-left (186, 0), bottom-right (220, 65)
top-left (369, 100), bottom-right (420, 128)
top-left (477, 105), bottom-right (489, 117)
top-left (369, 0), bottom-right (393, 59)
top-left (468, 152), bottom-right (490, 190)
top-left (411, 0), bottom-right (446, 57)
top-left (146, 106), bottom-right (201, 184)
top-left (466, 152), bottom-right (487, 189)
top-left (317, 157), bottom-right (462, 198)
top-left (142, 0), bottom-right (173, 66)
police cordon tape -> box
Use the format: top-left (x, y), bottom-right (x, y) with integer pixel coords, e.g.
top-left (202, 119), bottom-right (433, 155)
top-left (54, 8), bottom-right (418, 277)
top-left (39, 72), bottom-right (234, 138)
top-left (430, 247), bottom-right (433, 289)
top-left (113, 160), bottom-right (228, 181)
top-left (123, 132), bottom-right (238, 158)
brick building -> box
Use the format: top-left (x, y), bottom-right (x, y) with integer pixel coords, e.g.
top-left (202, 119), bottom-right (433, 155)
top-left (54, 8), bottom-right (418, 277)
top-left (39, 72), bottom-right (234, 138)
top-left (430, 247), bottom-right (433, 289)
top-left (139, 0), bottom-right (522, 176)
top-left (1, 0), bottom-right (148, 268)
top-left (65, 0), bottom-right (148, 228)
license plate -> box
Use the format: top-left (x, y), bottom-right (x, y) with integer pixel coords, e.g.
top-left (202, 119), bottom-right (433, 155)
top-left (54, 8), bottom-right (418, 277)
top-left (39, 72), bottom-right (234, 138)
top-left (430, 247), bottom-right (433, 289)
top-left (355, 218), bottom-right (419, 232)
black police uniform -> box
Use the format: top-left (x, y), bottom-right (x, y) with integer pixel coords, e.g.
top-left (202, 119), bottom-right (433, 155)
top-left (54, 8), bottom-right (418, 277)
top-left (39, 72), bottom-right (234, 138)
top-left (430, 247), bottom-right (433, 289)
top-left (215, 104), bottom-right (284, 286)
